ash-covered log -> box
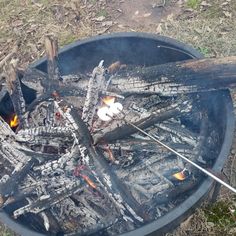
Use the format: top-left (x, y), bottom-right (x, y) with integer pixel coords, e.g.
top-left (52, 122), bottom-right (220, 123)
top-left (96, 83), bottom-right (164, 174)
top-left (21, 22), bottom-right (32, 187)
top-left (107, 56), bottom-right (236, 95)
top-left (93, 96), bottom-right (193, 144)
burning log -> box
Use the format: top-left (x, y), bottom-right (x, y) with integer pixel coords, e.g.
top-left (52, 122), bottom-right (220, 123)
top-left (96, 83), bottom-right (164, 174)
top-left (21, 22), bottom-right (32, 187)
top-left (155, 121), bottom-right (198, 147)
top-left (3, 59), bottom-right (27, 128)
top-left (93, 96), bottom-right (192, 144)
top-left (55, 99), bottom-right (151, 222)
top-left (0, 158), bottom-right (35, 199)
top-left (21, 56), bottom-right (236, 103)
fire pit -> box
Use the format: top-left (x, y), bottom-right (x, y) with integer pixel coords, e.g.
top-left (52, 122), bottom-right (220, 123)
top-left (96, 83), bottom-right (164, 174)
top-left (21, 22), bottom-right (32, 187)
top-left (0, 32), bottom-right (234, 236)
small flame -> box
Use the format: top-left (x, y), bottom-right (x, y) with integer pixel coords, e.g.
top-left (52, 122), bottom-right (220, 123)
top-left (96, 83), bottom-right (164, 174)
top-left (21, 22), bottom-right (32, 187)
top-left (81, 174), bottom-right (97, 189)
top-left (105, 146), bottom-right (116, 162)
top-left (10, 115), bottom-right (19, 128)
top-left (102, 96), bottom-right (115, 106)
top-left (173, 170), bottom-right (186, 181)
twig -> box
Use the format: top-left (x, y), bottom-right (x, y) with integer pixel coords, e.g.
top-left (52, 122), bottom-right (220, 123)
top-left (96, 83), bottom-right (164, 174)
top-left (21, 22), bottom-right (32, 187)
top-left (0, 45), bottom-right (18, 68)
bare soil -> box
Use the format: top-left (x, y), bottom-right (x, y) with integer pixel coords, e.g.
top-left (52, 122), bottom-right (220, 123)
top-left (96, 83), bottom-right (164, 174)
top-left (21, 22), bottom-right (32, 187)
top-left (0, 0), bottom-right (236, 235)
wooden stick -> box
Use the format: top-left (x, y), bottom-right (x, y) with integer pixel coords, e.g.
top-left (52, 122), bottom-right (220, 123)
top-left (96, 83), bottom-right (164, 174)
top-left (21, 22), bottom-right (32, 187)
top-left (82, 60), bottom-right (106, 128)
top-left (45, 35), bottom-right (60, 90)
top-left (0, 45), bottom-right (18, 68)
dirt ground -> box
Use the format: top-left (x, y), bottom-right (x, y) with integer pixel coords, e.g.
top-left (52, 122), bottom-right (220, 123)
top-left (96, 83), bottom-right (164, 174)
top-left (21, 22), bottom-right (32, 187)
top-left (0, 0), bottom-right (236, 235)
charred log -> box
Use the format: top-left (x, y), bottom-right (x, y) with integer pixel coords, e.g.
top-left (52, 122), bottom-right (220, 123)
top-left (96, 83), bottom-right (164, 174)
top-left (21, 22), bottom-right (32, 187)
top-left (4, 59), bottom-right (27, 127)
top-left (93, 96), bottom-right (192, 144)
top-left (107, 56), bottom-right (236, 95)
top-left (55, 99), bottom-right (151, 222)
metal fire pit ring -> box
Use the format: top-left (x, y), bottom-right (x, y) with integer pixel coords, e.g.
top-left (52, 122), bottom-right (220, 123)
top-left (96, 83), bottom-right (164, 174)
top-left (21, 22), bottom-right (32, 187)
top-left (0, 32), bottom-right (235, 236)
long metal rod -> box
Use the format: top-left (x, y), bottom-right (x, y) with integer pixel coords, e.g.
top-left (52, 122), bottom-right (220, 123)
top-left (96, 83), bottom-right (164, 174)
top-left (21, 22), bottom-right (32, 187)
top-left (124, 119), bottom-right (236, 194)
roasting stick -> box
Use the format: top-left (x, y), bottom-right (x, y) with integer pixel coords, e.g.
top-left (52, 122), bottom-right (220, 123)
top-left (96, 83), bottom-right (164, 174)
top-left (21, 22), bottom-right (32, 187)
top-left (105, 107), bottom-right (236, 194)
top-left (126, 120), bottom-right (236, 194)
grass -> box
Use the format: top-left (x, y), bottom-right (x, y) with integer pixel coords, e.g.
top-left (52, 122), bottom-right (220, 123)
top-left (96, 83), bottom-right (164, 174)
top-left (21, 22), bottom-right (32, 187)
top-left (204, 198), bottom-right (236, 230)
top-left (186, 0), bottom-right (201, 9)
top-left (0, 0), bottom-right (93, 67)
top-left (97, 9), bottom-right (108, 17)
top-left (198, 47), bottom-right (210, 56)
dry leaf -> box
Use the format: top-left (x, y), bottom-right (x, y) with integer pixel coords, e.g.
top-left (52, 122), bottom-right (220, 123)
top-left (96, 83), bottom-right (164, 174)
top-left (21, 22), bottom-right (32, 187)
top-left (94, 16), bottom-right (105, 22)
top-left (156, 23), bottom-right (163, 34)
top-left (143, 13), bottom-right (152, 18)
top-left (223, 11), bottom-right (232, 18)
top-left (166, 13), bottom-right (174, 23)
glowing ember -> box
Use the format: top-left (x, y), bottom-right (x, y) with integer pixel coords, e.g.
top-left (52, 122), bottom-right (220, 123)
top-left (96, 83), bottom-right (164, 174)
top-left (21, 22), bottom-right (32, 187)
top-left (173, 170), bottom-right (186, 181)
top-left (10, 115), bottom-right (19, 128)
top-left (81, 174), bottom-right (97, 189)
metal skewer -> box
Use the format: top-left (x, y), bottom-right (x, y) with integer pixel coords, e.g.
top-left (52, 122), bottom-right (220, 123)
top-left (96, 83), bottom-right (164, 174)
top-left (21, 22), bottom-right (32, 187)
top-left (125, 119), bottom-right (236, 194)
top-left (104, 105), bottom-right (236, 194)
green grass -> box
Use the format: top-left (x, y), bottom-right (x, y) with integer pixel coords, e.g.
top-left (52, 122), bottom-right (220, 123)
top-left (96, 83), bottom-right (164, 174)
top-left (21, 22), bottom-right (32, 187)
top-left (186, 0), bottom-right (201, 9)
top-left (198, 47), bottom-right (210, 56)
top-left (97, 9), bottom-right (108, 17)
top-left (204, 198), bottom-right (236, 230)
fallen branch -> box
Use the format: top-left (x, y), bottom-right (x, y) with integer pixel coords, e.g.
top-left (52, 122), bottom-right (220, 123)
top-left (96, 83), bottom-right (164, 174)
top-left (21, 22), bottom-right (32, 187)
top-left (0, 45), bottom-right (18, 68)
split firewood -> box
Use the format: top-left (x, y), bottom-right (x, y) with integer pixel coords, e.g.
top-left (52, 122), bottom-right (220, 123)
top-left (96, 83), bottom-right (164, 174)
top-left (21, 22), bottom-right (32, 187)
top-left (107, 56), bottom-right (236, 95)
top-left (155, 121), bottom-right (198, 147)
top-left (82, 60), bottom-right (106, 128)
top-left (52, 56), bottom-right (236, 96)
top-left (13, 181), bottom-right (82, 218)
top-left (45, 35), bottom-right (60, 83)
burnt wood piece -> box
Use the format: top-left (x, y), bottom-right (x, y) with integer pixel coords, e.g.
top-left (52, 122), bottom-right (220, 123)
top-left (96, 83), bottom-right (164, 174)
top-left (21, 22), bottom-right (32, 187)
top-left (4, 60), bottom-right (27, 127)
top-left (13, 181), bottom-right (82, 218)
top-left (148, 177), bottom-right (199, 207)
top-left (82, 61), bottom-right (106, 128)
top-left (20, 56), bottom-right (236, 99)
top-left (45, 36), bottom-right (60, 84)
top-left (0, 158), bottom-right (35, 198)
top-left (155, 121), bottom-right (198, 147)
top-left (93, 97), bottom-right (192, 144)
top-left (55, 99), bottom-right (150, 222)
top-left (21, 68), bottom-right (87, 99)
top-left (107, 56), bottom-right (236, 95)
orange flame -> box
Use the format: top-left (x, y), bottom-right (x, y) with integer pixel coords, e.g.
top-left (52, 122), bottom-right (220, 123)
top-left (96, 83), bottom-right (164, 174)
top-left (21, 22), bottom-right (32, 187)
top-left (81, 174), bottom-right (97, 189)
top-left (173, 170), bottom-right (186, 181)
top-left (10, 115), bottom-right (19, 128)
top-left (105, 146), bottom-right (116, 162)
top-left (102, 96), bottom-right (115, 106)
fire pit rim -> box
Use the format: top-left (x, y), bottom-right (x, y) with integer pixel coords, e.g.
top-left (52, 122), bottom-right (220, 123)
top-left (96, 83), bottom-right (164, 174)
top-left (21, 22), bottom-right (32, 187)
top-left (0, 32), bottom-right (234, 236)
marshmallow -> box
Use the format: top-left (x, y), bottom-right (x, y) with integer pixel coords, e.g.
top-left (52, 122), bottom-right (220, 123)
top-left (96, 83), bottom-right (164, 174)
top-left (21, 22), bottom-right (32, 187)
top-left (109, 102), bottom-right (123, 114)
top-left (97, 106), bottom-right (113, 121)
